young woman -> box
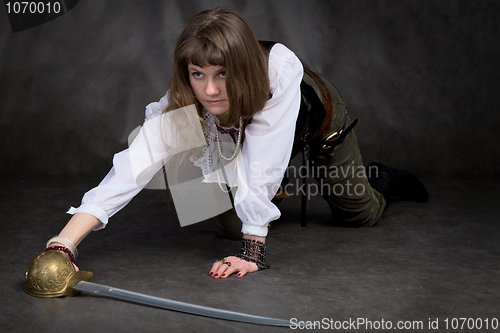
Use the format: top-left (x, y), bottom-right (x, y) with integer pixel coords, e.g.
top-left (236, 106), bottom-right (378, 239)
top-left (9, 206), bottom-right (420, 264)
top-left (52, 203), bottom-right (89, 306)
top-left (33, 7), bottom-right (428, 283)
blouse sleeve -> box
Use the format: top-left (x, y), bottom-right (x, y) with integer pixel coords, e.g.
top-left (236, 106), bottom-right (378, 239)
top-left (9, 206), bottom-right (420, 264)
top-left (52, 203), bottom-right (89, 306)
top-left (67, 96), bottom-right (173, 230)
top-left (234, 43), bottom-right (303, 237)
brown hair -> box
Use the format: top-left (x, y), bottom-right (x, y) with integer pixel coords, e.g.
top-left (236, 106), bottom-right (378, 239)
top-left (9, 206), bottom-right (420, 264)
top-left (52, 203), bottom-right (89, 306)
top-left (165, 7), bottom-right (270, 128)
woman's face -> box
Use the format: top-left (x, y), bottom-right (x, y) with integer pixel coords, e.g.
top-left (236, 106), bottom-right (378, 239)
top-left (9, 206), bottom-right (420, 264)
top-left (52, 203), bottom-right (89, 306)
top-left (188, 64), bottom-right (229, 118)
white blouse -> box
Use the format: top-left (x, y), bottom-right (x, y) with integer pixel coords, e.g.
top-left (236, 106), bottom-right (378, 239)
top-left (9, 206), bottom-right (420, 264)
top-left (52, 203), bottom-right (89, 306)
top-left (68, 43), bottom-right (303, 237)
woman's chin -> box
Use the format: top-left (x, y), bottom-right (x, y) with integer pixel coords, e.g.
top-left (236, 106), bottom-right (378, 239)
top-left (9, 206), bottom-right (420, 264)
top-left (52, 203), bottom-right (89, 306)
top-left (205, 106), bottom-right (230, 117)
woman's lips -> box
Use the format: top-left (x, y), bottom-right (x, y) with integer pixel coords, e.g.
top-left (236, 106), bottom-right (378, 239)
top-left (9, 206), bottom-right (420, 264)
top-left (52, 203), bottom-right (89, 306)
top-left (206, 100), bottom-right (226, 105)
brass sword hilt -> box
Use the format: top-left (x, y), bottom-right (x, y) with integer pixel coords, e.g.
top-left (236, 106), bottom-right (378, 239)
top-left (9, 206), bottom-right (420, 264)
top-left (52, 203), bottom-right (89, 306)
top-left (25, 250), bottom-right (93, 298)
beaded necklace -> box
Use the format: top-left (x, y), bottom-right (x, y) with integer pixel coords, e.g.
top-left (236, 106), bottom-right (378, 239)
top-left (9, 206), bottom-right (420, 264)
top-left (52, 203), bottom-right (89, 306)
top-left (215, 116), bottom-right (242, 192)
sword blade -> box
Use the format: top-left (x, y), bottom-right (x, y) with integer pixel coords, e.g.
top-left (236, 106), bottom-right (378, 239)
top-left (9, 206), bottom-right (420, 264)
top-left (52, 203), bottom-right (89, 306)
top-left (73, 281), bottom-right (291, 327)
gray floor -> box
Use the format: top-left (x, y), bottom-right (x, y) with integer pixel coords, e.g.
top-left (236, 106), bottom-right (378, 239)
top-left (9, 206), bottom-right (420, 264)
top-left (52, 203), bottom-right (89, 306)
top-left (1, 178), bottom-right (499, 332)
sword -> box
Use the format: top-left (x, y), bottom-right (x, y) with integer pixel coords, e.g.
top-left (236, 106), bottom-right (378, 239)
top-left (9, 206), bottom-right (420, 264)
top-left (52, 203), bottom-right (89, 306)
top-left (26, 248), bottom-right (299, 327)
top-left (72, 281), bottom-right (292, 327)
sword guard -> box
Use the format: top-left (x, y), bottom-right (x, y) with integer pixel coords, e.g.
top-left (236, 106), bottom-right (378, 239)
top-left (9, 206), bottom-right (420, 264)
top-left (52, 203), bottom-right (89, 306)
top-left (65, 270), bottom-right (94, 297)
top-left (25, 250), bottom-right (93, 298)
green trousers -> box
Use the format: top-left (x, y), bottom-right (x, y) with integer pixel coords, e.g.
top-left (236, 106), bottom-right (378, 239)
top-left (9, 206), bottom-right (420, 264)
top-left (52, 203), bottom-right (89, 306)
top-left (214, 73), bottom-right (387, 240)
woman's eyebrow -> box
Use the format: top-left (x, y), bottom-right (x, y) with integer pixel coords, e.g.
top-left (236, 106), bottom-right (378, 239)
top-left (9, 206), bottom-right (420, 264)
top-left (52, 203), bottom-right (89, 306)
top-left (187, 65), bottom-right (226, 73)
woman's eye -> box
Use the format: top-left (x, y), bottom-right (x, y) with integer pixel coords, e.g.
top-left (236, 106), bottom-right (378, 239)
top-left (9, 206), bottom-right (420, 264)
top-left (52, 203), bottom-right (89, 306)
top-left (192, 72), bottom-right (203, 78)
top-left (219, 71), bottom-right (226, 78)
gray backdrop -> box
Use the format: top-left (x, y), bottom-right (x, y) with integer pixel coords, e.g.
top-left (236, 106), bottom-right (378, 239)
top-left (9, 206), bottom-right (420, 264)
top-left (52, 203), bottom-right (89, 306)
top-left (1, 0), bottom-right (499, 179)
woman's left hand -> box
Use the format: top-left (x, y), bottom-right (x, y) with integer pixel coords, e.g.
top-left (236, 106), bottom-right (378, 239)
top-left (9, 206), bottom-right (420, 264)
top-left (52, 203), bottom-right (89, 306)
top-left (209, 256), bottom-right (258, 278)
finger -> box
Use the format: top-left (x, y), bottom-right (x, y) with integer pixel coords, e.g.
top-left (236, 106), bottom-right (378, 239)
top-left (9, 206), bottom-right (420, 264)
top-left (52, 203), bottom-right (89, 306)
top-left (73, 263), bottom-right (79, 272)
top-left (220, 266), bottom-right (237, 279)
top-left (213, 262), bottom-right (231, 278)
top-left (236, 268), bottom-right (248, 278)
top-left (209, 261), bottom-right (223, 276)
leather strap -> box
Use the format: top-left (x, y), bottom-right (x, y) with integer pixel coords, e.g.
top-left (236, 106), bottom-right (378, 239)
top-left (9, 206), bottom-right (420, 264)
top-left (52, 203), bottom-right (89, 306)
top-left (303, 68), bottom-right (334, 138)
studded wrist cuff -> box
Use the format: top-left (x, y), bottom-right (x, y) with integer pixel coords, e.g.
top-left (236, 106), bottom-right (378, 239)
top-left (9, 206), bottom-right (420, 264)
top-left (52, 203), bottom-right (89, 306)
top-left (235, 238), bottom-right (270, 270)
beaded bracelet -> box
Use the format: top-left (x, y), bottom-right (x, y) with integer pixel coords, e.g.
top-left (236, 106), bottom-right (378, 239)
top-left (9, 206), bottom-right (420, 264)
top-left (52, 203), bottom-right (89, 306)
top-left (235, 238), bottom-right (270, 270)
top-left (46, 236), bottom-right (78, 261)
top-left (45, 245), bottom-right (76, 263)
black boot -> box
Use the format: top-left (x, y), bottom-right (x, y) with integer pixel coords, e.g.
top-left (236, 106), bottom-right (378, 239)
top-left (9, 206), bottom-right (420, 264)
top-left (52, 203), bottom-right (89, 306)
top-left (367, 162), bottom-right (429, 206)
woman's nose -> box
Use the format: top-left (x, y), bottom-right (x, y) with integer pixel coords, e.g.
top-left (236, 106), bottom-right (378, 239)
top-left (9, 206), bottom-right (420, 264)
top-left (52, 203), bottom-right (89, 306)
top-left (205, 79), bottom-right (220, 96)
